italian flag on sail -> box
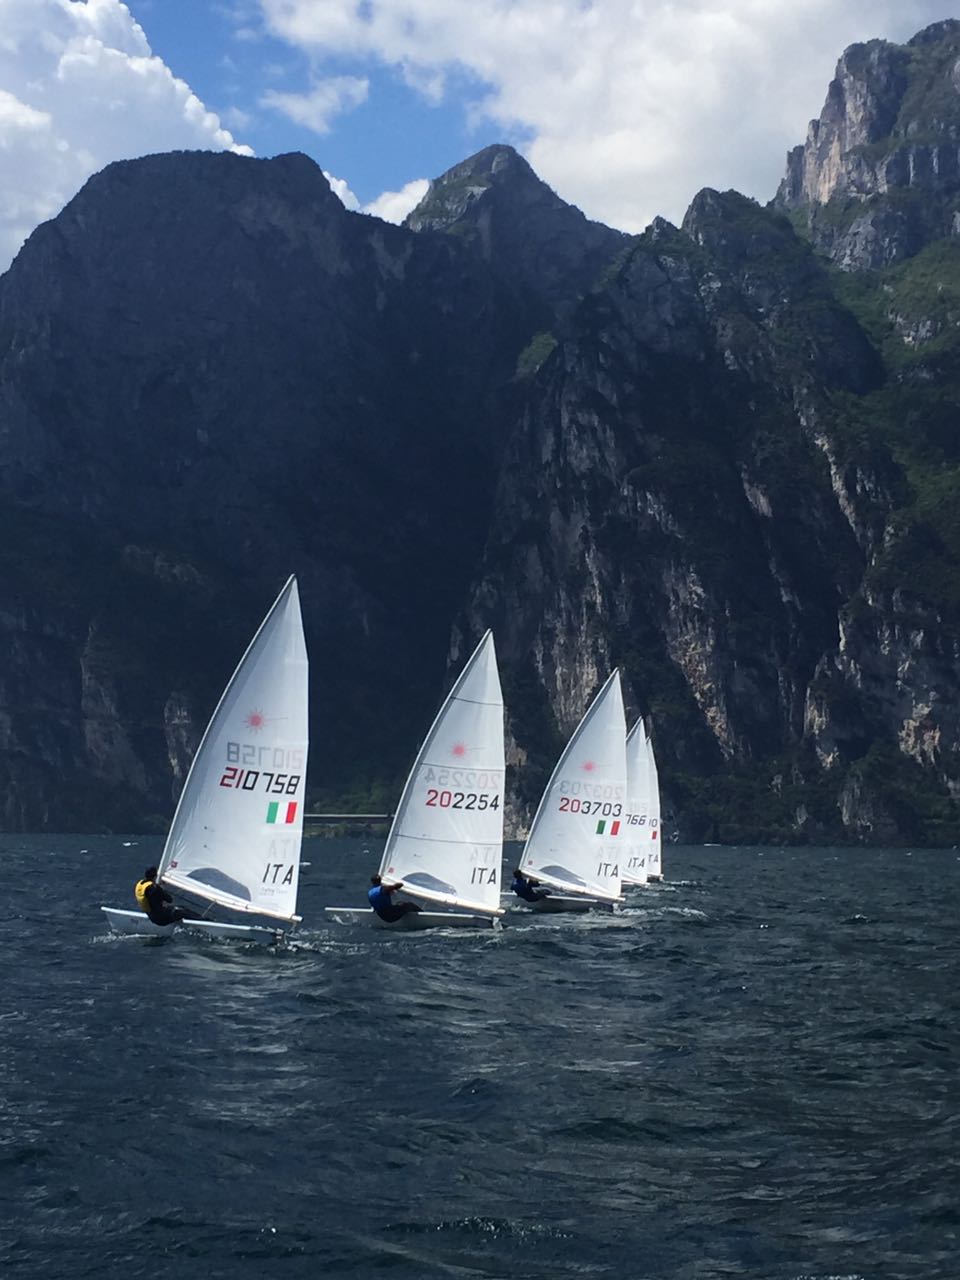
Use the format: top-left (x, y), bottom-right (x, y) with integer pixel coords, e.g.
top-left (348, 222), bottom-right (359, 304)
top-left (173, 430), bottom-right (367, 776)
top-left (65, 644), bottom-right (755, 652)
top-left (596, 819), bottom-right (621, 836)
top-left (266, 801), bottom-right (298, 825)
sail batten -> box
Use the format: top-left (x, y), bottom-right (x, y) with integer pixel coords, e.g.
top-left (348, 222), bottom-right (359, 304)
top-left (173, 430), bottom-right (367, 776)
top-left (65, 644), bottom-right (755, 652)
top-left (391, 834), bottom-right (502, 848)
top-left (416, 757), bottom-right (501, 770)
top-left (429, 694), bottom-right (502, 708)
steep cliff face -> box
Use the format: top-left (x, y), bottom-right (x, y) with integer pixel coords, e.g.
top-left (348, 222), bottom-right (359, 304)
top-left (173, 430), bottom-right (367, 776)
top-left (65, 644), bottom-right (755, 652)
top-left (459, 168), bottom-right (960, 842)
top-left (0, 532), bottom-right (211, 830)
top-left (456, 192), bottom-right (896, 839)
top-left (0, 150), bottom-right (542, 827)
top-left (0, 150), bottom-right (514, 542)
top-left (775, 20), bottom-right (960, 269)
top-left (0, 145), bottom-right (628, 830)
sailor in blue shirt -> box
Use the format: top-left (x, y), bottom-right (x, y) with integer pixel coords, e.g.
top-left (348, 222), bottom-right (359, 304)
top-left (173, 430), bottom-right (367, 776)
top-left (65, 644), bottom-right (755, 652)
top-left (511, 867), bottom-right (548, 903)
top-left (368, 874), bottom-right (421, 923)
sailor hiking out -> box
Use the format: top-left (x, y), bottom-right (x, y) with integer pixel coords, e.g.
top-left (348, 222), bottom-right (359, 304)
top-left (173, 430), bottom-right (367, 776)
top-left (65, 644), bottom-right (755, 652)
top-left (135, 866), bottom-right (197, 927)
top-left (368, 874), bottom-right (421, 923)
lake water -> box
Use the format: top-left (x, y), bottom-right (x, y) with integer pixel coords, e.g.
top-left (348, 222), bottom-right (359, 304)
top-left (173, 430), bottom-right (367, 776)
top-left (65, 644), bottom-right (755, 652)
top-left (2, 838), bottom-right (958, 1279)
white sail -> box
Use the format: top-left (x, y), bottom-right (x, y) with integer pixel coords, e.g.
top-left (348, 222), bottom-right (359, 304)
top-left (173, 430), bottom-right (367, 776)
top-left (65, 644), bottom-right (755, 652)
top-left (379, 630), bottom-right (505, 915)
top-left (646, 725), bottom-right (663, 877)
top-left (521, 670), bottom-right (626, 901)
top-left (158, 576), bottom-right (308, 923)
top-left (622, 716), bottom-right (650, 885)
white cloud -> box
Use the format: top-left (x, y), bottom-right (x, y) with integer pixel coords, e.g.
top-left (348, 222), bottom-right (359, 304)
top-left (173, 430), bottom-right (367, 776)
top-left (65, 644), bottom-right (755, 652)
top-left (324, 169), bottom-right (360, 209)
top-left (363, 177), bottom-right (430, 223)
top-left (222, 104), bottom-right (253, 131)
top-left (0, 0), bottom-right (252, 273)
top-left (322, 169), bottom-right (431, 222)
top-left (256, 0), bottom-right (951, 232)
top-left (260, 75), bottom-right (368, 133)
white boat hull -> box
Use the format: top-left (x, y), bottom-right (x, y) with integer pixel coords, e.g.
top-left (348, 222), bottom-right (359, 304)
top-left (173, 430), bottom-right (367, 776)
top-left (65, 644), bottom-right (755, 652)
top-left (324, 906), bottom-right (496, 931)
top-left (101, 907), bottom-right (175, 937)
top-left (527, 895), bottom-right (615, 914)
top-left (100, 907), bottom-right (281, 944)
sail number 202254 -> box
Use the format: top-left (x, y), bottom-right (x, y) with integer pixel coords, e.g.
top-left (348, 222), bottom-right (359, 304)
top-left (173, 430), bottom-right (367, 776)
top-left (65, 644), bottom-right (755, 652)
top-left (425, 790), bottom-right (500, 810)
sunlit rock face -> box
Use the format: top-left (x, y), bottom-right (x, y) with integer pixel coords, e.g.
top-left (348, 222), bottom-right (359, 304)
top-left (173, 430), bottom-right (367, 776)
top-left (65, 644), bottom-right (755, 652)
top-left (778, 40), bottom-right (912, 209)
top-left (775, 21), bottom-right (960, 269)
top-left (457, 193), bottom-right (897, 841)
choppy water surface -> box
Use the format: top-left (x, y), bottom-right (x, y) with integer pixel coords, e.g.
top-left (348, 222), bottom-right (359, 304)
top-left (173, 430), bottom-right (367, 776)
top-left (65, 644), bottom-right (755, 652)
top-left (2, 839), bottom-right (958, 1279)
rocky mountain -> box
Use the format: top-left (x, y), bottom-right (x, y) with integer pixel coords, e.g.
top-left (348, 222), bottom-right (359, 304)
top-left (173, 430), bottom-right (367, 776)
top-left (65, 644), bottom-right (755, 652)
top-left (2, 22), bottom-right (960, 841)
top-left (0, 149), bottom-right (550, 828)
top-left (456, 20), bottom-right (960, 844)
top-left (775, 19), bottom-right (960, 269)
top-left (406, 144), bottom-right (627, 325)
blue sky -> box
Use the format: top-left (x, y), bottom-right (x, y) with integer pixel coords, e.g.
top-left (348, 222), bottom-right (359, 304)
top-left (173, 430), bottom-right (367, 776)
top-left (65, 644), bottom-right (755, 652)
top-left (124, 0), bottom-right (502, 204)
top-left (0, 1), bottom-right (952, 272)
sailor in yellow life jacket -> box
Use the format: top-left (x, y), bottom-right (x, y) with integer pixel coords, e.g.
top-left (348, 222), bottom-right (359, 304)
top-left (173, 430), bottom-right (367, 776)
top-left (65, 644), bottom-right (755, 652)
top-left (135, 866), bottom-right (196, 926)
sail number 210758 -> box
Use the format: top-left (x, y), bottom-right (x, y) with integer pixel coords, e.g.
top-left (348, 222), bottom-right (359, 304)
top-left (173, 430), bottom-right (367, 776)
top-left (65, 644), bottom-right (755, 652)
top-left (219, 767), bottom-right (301, 794)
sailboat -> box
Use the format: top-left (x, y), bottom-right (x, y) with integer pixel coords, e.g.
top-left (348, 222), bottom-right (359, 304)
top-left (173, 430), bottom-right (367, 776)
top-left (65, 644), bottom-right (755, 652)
top-left (513, 669), bottom-right (626, 913)
top-left (101, 575), bottom-right (309, 944)
top-left (646, 727), bottom-right (663, 881)
top-left (325, 630), bottom-right (506, 930)
top-left (621, 716), bottom-right (650, 887)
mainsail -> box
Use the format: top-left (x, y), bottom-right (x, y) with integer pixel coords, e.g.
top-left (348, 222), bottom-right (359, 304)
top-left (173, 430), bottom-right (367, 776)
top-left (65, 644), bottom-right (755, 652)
top-left (521, 669), bottom-right (626, 902)
top-left (158, 576), bottom-right (308, 923)
top-left (379, 630), bottom-right (505, 915)
top-left (623, 716), bottom-right (650, 885)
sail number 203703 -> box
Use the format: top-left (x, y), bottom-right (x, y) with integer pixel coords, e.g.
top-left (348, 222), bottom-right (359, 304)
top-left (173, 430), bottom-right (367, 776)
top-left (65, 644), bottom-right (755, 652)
top-left (559, 798), bottom-right (622, 816)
